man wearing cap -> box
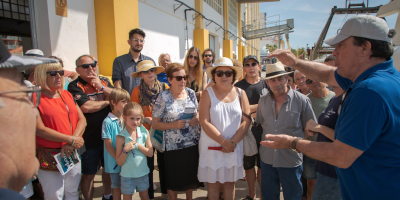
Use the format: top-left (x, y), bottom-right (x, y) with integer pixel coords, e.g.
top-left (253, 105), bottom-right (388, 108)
top-left (235, 55), bottom-right (268, 200)
top-left (112, 28), bottom-right (156, 94)
top-left (255, 61), bottom-right (316, 200)
top-left (68, 55), bottom-right (114, 200)
top-left (266, 15), bottom-right (400, 199)
top-left (0, 40), bottom-right (58, 199)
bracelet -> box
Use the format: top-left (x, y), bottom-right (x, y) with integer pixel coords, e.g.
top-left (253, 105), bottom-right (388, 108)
top-left (232, 141), bottom-right (237, 146)
top-left (122, 150), bottom-right (128, 154)
top-left (101, 85), bottom-right (104, 91)
top-left (71, 136), bottom-right (75, 146)
top-left (220, 138), bottom-right (225, 145)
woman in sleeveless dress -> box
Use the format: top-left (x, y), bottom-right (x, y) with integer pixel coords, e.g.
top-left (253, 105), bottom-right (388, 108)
top-left (198, 57), bottom-right (251, 200)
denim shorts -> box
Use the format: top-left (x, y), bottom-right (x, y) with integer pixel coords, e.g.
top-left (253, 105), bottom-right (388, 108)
top-left (110, 173), bottom-right (121, 188)
top-left (303, 155), bottom-right (317, 179)
top-left (81, 148), bottom-right (105, 175)
top-left (121, 174), bottom-right (149, 194)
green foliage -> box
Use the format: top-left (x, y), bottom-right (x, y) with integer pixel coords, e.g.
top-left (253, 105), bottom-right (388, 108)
top-left (266, 44), bottom-right (278, 53)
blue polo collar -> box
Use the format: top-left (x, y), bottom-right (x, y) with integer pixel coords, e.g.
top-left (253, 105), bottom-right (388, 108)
top-left (352, 58), bottom-right (394, 87)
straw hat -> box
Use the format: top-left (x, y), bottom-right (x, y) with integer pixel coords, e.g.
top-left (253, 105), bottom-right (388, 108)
top-left (130, 60), bottom-right (165, 78)
top-left (206, 57), bottom-right (243, 81)
top-left (264, 62), bottom-right (292, 79)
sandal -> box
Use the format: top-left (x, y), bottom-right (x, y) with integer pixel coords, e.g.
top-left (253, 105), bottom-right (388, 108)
top-left (219, 192), bottom-right (224, 200)
top-left (242, 195), bottom-right (253, 200)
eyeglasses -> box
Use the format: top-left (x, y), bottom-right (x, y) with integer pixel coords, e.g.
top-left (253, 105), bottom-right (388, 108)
top-left (141, 68), bottom-right (156, 74)
top-left (244, 62), bottom-right (258, 67)
top-left (204, 54), bottom-right (212, 57)
top-left (47, 70), bottom-right (65, 77)
top-left (133, 39), bottom-right (145, 43)
top-left (79, 61), bottom-right (97, 69)
top-left (216, 70), bottom-right (234, 78)
top-left (0, 86), bottom-right (42, 108)
top-left (170, 75), bottom-right (189, 81)
top-left (189, 55), bottom-right (199, 60)
top-left (305, 79), bottom-right (313, 84)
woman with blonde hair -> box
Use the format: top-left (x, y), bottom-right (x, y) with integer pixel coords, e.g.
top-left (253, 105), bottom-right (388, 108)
top-left (34, 62), bottom-right (86, 200)
top-left (183, 46), bottom-right (207, 100)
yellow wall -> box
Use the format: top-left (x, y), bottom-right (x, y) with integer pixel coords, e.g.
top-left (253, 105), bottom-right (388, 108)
top-left (193, 0), bottom-right (209, 57)
top-left (94, 0), bottom-right (139, 76)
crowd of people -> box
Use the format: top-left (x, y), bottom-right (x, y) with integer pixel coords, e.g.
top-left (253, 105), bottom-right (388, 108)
top-left (0, 14), bottom-right (399, 200)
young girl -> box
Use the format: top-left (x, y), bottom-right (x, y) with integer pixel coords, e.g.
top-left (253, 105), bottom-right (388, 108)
top-left (116, 102), bottom-right (153, 200)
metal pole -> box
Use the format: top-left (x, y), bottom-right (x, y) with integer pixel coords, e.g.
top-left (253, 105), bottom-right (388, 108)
top-left (29, 0), bottom-right (38, 49)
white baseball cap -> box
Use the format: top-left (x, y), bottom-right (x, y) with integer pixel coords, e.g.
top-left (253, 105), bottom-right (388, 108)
top-left (325, 15), bottom-right (391, 47)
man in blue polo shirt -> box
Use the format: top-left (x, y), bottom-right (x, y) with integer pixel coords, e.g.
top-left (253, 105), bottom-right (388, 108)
top-left (261, 15), bottom-right (400, 200)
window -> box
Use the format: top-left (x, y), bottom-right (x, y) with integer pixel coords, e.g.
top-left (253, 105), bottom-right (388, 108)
top-left (209, 34), bottom-right (215, 53)
top-left (0, 0), bottom-right (30, 21)
top-left (204, 0), bottom-right (223, 15)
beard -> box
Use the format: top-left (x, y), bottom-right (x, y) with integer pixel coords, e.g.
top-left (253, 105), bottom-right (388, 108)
top-left (205, 59), bottom-right (212, 64)
top-left (131, 46), bottom-right (142, 53)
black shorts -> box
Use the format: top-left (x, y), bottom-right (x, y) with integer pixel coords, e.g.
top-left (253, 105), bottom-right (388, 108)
top-left (243, 137), bottom-right (261, 170)
top-left (81, 148), bottom-right (105, 175)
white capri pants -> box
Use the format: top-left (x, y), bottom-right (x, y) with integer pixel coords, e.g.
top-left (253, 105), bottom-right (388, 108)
top-left (37, 162), bottom-right (81, 200)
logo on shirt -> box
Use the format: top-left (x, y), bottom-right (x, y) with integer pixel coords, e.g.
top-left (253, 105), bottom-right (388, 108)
top-left (324, 108), bottom-right (336, 119)
top-left (75, 95), bottom-right (81, 100)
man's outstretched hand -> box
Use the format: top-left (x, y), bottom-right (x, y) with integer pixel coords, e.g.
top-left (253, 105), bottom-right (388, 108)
top-left (260, 134), bottom-right (296, 149)
top-left (268, 49), bottom-right (298, 67)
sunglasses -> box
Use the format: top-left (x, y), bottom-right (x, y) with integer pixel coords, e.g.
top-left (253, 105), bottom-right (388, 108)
top-left (141, 68), bottom-right (156, 74)
top-left (204, 54), bottom-right (212, 57)
top-left (79, 61), bottom-right (97, 69)
top-left (244, 62), bottom-right (258, 67)
top-left (189, 55), bottom-right (199, 60)
top-left (171, 75), bottom-right (189, 81)
top-left (133, 39), bottom-right (145, 43)
top-left (306, 79), bottom-right (313, 84)
top-left (216, 70), bottom-right (234, 78)
top-left (47, 70), bottom-right (64, 77)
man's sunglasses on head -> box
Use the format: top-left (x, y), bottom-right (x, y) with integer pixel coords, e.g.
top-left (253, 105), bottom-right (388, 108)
top-left (79, 61), bottom-right (97, 69)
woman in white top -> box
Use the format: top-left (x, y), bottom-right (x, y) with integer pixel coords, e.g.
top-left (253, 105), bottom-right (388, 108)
top-left (198, 57), bottom-right (251, 200)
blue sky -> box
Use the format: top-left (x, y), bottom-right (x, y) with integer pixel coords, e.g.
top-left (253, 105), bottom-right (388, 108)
top-left (259, 0), bottom-right (395, 49)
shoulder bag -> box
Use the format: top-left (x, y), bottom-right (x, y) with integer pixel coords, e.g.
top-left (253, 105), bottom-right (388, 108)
top-left (236, 87), bottom-right (258, 157)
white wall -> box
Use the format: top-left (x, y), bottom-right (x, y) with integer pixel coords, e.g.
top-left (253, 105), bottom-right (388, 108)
top-left (34, 0), bottom-right (97, 72)
top-left (139, 0), bottom-right (228, 63)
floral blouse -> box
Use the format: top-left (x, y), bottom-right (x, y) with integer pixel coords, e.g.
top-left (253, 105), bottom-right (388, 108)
top-left (152, 88), bottom-right (200, 151)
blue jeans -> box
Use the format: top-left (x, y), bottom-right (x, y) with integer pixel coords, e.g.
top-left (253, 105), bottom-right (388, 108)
top-left (303, 155), bottom-right (317, 179)
top-left (261, 161), bottom-right (303, 200)
top-left (311, 173), bottom-right (342, 200)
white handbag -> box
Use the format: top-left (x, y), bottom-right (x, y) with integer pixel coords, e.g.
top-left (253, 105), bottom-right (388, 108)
top-left (237, 88), bottom-right (258, 157)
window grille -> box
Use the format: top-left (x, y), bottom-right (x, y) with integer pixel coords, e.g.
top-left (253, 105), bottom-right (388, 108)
top-left (204, 0), bottom-right (223, 15)
top-left (0, 0), bottom-right (30, 21)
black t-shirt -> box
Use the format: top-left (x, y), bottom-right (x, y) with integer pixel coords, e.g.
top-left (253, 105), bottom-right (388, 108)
top-left (314, 94), bottom-right (342, 179)
top-left (235, 78), bottom-right (269, 140)
top-left (68, 76), bottom-right (113, 150)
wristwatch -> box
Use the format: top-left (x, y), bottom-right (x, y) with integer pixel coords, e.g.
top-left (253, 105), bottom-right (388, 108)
top-left (291, 137), bottom-right (302, 153)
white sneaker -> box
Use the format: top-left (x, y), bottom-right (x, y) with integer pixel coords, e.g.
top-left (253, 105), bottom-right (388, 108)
top-left (153, 183), bottom-right (157, 191)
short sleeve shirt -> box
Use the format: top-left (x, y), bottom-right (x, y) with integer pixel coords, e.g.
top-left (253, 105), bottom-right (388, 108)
top-left (152, 88), bottom-right (200, 151)
top-left (112, 52), bottom-right (156, 94)
top-left (334, 58), bottom-right (400, 200)
top-left (102, 113), bottom-right (122, 173)
top-left (235, 78), bottom-right (269, 140)
top-left (68, 76), bottom-right (113, 150)
top-left (255, 87), bottom-right (316, 167)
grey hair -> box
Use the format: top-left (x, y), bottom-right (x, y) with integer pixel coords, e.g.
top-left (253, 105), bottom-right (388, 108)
top-left (158, 53), bottom-right (171, 65)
